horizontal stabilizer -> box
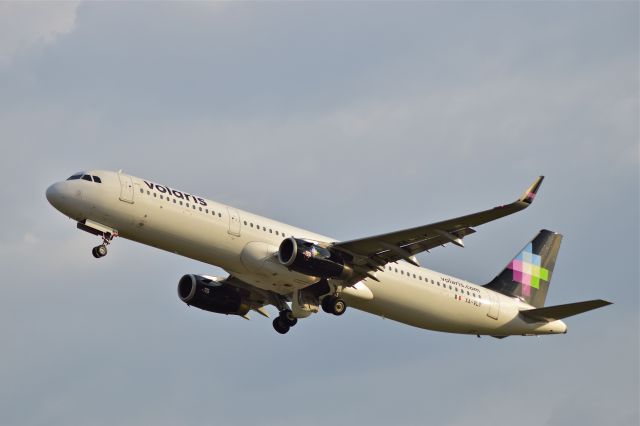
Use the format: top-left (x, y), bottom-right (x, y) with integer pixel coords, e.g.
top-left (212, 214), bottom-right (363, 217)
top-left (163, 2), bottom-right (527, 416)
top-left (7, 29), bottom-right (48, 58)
top-left (519, 300), bottom-right (612, 322)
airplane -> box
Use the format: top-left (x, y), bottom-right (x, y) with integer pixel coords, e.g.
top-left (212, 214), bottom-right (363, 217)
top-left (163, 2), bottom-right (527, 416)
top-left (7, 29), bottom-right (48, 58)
top-left (46, 170), bottom-right (611, 337)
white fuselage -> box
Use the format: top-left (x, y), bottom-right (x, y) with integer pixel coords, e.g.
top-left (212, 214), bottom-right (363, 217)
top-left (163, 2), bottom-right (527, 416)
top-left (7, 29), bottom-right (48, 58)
top-left (46, 170), bottom-right (567, 336)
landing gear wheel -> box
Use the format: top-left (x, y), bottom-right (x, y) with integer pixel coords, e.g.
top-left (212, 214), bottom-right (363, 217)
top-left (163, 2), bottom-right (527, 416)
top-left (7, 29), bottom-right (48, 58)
top-left (321, 296), bottom-right (347, 316)
top-left (96, 244), bottom-right (108, 257)
top-left (272, 316), bottom-right (290, 334)
top-left (92, 244), bottom-right (108, 258)
top-left (91, 231), bottom-right (118, 259)
top-left (280, 310), bottom-right (298, 327)
top-left (321, 296), bottom-right (334, 313)
top-left (331, 298), bottom-right (347, 316)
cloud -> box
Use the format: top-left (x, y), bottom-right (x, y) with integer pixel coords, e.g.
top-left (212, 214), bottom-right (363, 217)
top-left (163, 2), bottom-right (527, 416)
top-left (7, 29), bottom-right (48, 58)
top-left (0, 1), bottom-right (80, 67)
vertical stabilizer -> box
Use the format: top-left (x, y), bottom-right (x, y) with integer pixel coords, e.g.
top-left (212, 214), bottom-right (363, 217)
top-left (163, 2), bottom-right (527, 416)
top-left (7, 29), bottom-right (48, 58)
top-left (484, 230), bottom-right (562, 308)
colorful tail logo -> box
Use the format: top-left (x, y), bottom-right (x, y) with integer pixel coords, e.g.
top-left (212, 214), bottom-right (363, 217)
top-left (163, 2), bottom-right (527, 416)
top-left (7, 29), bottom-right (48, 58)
top-left (484, 230), bottom-right (561, 308)
top-left (507, 243), bottom-right (549, 297)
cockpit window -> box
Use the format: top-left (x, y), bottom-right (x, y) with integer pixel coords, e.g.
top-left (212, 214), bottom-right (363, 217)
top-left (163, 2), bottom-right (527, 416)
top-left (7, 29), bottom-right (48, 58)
top-left (66, 172), bottom-right (101, 183)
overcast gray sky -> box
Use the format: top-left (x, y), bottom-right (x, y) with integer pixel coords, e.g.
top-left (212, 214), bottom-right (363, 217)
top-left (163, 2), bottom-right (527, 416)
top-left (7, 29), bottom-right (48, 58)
top-left (0, 2), bottom-right (638, 425)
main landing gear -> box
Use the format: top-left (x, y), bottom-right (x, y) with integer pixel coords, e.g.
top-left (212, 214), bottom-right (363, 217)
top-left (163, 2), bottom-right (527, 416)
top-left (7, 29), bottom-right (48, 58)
top-left (321, 295), bottom-right (347, 316)
top-left (91, 232), bottom-right (118, 259)
top-left (272, 309), bottom-right (298, 335)
top-left (271, 294), bottom-right (347, 335)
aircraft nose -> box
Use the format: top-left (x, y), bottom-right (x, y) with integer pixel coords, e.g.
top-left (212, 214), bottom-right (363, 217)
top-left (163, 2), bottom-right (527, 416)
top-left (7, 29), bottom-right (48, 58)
top-left (46, 182), bottom-right (65, 210)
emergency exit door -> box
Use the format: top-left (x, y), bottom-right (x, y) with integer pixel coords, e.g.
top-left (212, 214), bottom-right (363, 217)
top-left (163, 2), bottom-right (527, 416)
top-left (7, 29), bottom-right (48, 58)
top-left (227, 207), bottom-right (241, 236)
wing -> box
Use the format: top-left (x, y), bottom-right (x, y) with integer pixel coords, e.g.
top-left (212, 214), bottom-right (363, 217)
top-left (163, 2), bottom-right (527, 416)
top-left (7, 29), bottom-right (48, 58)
top-left (331, 177), bottom-right (544, 276)
top-left (201, 274), bottom-right (285, 319)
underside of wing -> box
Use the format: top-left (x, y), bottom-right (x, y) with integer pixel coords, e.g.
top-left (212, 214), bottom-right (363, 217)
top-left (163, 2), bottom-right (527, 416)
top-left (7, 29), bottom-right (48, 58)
top-left (331, 176), bottom-right (544, 275)
top-left (197, 274), bottom-right (287, 318)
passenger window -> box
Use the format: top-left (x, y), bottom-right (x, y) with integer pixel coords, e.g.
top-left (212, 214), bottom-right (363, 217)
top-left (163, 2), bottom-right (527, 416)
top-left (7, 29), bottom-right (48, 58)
top-left (269, 229), bottom-right (273, 233)
top-left (160, 195), bottom-right (163, 200)
top-left (173, 199), bottom-right (176, 204)
top-left (199, 207), bottom-right (202, 211)
top-left (93, 176), bottom-right (102, 183)
top-left (147, 191), bottom-right (150, 195)
top-left (153, 193), bottom-right (157, 197)
top-left (206, 209), bottom-right (209, 213)
top-left (218, 213), bottom-right (222, 217)
top-left (82, 175), bottom-right (92, 182)
top-left (276, 231), bottom-right (279, 236)
top-left (192, 205), bottom-right (196, 210)
top-left (413, 274), bottom-right (416, 278)
top-left (263, 226), bottom-right (266, 231)
top-left (140, 188), bottom-right (144, 193)
top-left (244, 221), bottom-right (247, 225)
top-left (250, 223), bottom-right (254, 228)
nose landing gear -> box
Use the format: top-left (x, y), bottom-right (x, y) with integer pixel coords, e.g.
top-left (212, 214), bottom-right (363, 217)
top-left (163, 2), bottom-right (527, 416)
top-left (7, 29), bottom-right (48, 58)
top-left (91, 232), bottom-right (118, 259)
top-left (92, 244), bottom-right (108, 258)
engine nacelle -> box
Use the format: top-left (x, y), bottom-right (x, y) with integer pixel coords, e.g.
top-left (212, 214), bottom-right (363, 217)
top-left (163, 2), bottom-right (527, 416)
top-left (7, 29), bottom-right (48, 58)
top-left (177, 274), bottom-right (250, 316)
top-left (278, 238), bottom-right (352, 280)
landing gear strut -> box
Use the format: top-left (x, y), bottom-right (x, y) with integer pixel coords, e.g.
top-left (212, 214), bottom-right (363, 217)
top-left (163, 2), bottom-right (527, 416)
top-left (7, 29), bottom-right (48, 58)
top-left (92, 232), bottom-right (117, 259)
top-left (272, 309), bottom-right (297, 334)
top-left (321, 295), bottom-right (347, 316)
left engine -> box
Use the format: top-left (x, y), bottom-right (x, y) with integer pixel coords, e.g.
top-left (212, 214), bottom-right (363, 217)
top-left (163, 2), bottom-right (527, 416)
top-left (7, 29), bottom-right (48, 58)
top-left (177, 274), bottom-right (250, 316)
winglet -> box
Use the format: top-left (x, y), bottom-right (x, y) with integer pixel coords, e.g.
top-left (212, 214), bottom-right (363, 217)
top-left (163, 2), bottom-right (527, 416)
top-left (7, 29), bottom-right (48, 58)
top-left (518, 176), bottom-right (544, 204)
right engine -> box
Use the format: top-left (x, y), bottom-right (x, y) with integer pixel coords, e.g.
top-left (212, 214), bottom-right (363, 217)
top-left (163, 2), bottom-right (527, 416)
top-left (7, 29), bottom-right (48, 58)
top-left (278, 237), bottom-right (353, 280)
top-left (177, 274), bottom-right (250, 316)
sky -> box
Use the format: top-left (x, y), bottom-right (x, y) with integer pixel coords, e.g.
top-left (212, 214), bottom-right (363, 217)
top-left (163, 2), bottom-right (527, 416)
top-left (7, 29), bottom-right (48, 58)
top-left (0, 2), bottom-right (638, 425)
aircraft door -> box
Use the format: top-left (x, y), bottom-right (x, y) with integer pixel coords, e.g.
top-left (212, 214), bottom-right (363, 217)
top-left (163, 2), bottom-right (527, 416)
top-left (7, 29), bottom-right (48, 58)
top-left (118, 173), bottom-right (135, 204)
top-left (486, 290), bottom-right (500, 320)
top-left (227, 207), bottom-right (241, 236)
